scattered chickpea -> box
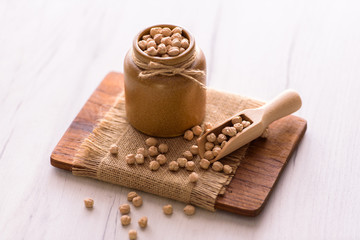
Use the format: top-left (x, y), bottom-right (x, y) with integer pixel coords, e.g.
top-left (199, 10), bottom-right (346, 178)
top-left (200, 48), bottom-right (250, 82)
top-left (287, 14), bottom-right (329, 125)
top-left (189, 145), bottom-right (199, 155)
top-left (212, 162), bottom-right (223, 172)
top-left (261, 128), bottom-right (269, 138)
top-left (204, 150), bottom-right (215, 160)
top-left (206, 133), bottom-right (217, 143)
top-left (185, 161), bottom-right (195, 171)
top-left (145, 137), bottom-right (158, 147)
top-left (163, 204), bottom-right (173, 215)
top-left (110, 144), bottom-right (118, 155)
top-left (188, 172), bottom-right (199, 183)
top-left (138, 216), bottom-right (148, 228)
top-left (242, 120), bottom-right (251, 128)
top-left (121, 215), bottom-right (131, 226)
top-left (231, 116), bottom-right (242, 124)
top-left (183, 205), bottom-right (196, 216)
top-left (203, 122), bottom-right (213, 131)
top-left (205, 142), bottom-right (214, 151)
top-left (148, 146), bottom-right (159, 157)
top-left (157, 43), bottom-right (167, 55)
top-left (191, 125), bottom-right (203, 136)
top-left (161, 27), bottom-right (171, 37)
top-left (158, 143), bottom-right (169, 153)
top-left (138, 40), bottom-right (147, 51)
top-left (168, 46), bottom-right (180, 56)
top-left (234, 123), bottom-right (243, 132)
top-left (217, 134), bottom-right (227, 143)
top-left (135, 153), bottom-right (144, 164)
top-left (184, 130), bottom-right (194, 141)
top-left (156, 154), bottom-right (167, 165)
top-left (150, 27), bottom-right (162, 37)
top-left (142, 34), bottom-right (151, 40)
top-left (181, 38), bottom-right (189, 49)
top-left (149, 160), bottom-right (160, 171)
top-left (126, 154), bottom-right (136, 165)
top-left (169, 161), bottom-right (180, 171)
top-left (127, 191), bottom-right (138, 201)
top-left (129, 229), bottom-right (137, 240)
top-left (132, 196), bottom-right (143, 207)
top-left (222, 127), bottom-right (237, 137)
top-left (145, 46), bottom-right (157, 56)
top-left (199, 158), bottom-right (210, 169)
top-left (172, 26), bottom-right (182, 34)
top-left (183, 151), bottom-right (193, 160)
top-left (223, 165), bottom-right (233, 175)
top-left (154, 33), bottom-right (163, 44)
top-left (119, 204), bottom-right (131, 215)
top-left (137, 147), bottom-right (149, 158)
top-left (84, 198), bottom-right (94, 208)
top-left (177, 157), bottom-right (188, 168)
top-left (212, 146), bottom-right (222, 157)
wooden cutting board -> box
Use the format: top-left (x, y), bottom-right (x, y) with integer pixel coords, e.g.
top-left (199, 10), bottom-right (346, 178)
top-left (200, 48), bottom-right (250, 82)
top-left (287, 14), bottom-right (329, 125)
top-left (50, 72), bottom-right (307, 217)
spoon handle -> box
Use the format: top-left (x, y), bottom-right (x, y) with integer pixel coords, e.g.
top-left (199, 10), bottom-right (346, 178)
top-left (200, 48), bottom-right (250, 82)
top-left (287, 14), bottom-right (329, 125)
top-left (261, 89), bottom-right (302, 126)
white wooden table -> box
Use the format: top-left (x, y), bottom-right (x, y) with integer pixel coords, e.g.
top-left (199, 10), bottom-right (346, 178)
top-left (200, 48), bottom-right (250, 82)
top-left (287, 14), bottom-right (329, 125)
top-left (1, 0), bottom-right (359, 239)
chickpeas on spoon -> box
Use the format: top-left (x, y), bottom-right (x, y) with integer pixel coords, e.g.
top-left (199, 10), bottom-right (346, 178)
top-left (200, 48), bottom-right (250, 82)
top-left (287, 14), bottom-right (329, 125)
top-left (197, 89), bottom-right (302, 163)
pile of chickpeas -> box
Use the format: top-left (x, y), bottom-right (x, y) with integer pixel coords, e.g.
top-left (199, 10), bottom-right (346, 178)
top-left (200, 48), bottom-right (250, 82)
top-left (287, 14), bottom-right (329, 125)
top-left (138, 26), bottom-right (190, 57)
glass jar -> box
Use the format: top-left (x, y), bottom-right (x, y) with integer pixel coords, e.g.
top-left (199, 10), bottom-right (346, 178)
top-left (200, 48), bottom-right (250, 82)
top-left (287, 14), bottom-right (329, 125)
top-left (123, 24), bottom-right (206, 137)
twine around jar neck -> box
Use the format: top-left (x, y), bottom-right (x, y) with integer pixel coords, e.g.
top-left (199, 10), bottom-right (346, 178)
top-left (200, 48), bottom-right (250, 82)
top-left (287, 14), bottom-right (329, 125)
top-left (131, 50), bottom-right (206, 89)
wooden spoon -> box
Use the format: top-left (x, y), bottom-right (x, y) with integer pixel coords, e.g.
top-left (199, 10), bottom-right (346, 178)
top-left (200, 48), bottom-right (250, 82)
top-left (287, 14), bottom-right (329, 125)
top-left (197, 89), bottom-right (302, 163)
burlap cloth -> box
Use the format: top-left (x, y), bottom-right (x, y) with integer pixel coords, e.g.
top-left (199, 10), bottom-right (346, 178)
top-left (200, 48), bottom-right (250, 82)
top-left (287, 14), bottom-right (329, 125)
top-left (73, 88), bottom-right (262, 211)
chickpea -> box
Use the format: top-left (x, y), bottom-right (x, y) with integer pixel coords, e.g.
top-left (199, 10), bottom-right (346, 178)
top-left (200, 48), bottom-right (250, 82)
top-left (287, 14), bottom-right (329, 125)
top-left (172, 27), bottom-right (182, 35)
top-left (212, 161), bottom-right (223, 172)
top-left (206, 133), bottom-right (217, 143)
top-left (177, 157), bottom-right (188, 168)
top-left (145, 137), bottom-right (158, 147)
top-left (137, 147), bottom-right (149, 158)
top-left (231, 116), bottom-right (242, 124)
top-left (127, 191), bottom-right (138, 201)
top-left (189, 145), bottom-right (199, 155)
top-left (183, 205), bottom-right (195, 216)
top-left (138, 216), bottom-right (148, 228)
top-left (212, 146), bottom-right (222, 157)
top-left (132, 196), bottom-right (143, 207)
top-left (126, 154), bottom-right (136, 165)
top-left (162, 54), bottom-right (169, 57)
top-left (154, 33), bottom-right (163, 44)
top-left (158, 143), bottom-right (169, 153)
top-left (242, 120), bottom-right (251, 128)
top-left (148, 146), bottom-right (159, 157)
top-left (121, 215), bottom-right (131, 226)
top-left (185, 161), bottom-right (195, 171)
top-left (234, 123), bottom-right (243, 132)
top-left (222, 127), bottom-right (237, 137)
top-left (171, 38), bottom-right (181, 48)
top-left (183, 151), bottom-right (193, 160)
top-left (179, 47), bottom-right (186, 54)
top-left (205, 142), bottom-right (214, 151)
top-left (169, 161), bottom-right (179, 171)
top-left (161, 36), bottom-right (172, 45)
top-left (204, 151), bottom-right (214, 160)
top-left (188, 172), bottom-right (199, 183)
top-left (163, 204), bottom-right (173, 215)
top-left (146, 37), bottom-right (154, 42)
top-left (135, 153), bottom-right (144, 164)
top-left (168, 46), bottom-right (180, 56)
top-left (149, 160), bottom-right (160, 171)
top-left (84, 198), bottom-right (94, 208)
top-left (138, 40), bottom-right (147, 51)
top-left (191, 125), bottom-right (203, 136)
top-left (184, 130), bottom-right (194, 141)
top-left (110, 144), bottom-right (118, 155)
top-left (223, 165), bottom-right (233, 175)
top-left (142, 34), bottom-right (151, 40)
top-left (157, 43), bottom-right (167, 55)
top-left (119, 204), bottom-right (130, 215)
top-left (181, 38), bottom-right (189, 49)
top-left (147, 40), bottom-right (156, 49)
top-left (161, 27), bottom-right (172, 37)
top-left (203, 122), bottom-right (213, 131)
top-left (199, 158), bottom-right (210, 169)
top-left (145, 46), bottom-right (157, 56)
top-left (150, 27), bottom-right (162, 37)
top-left (220, 141), bottom-right (227, 148)
top-left (129, 230), bottom-right (137, 240)
top-left (217, 134), bottom-right (227, 143)
top-left (156, 154), bottom-right (167, 165)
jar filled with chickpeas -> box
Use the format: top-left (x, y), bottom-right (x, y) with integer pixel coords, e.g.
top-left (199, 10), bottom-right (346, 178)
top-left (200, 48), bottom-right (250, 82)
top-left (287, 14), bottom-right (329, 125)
top-left (124, 24), bottom-right (206, 137)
